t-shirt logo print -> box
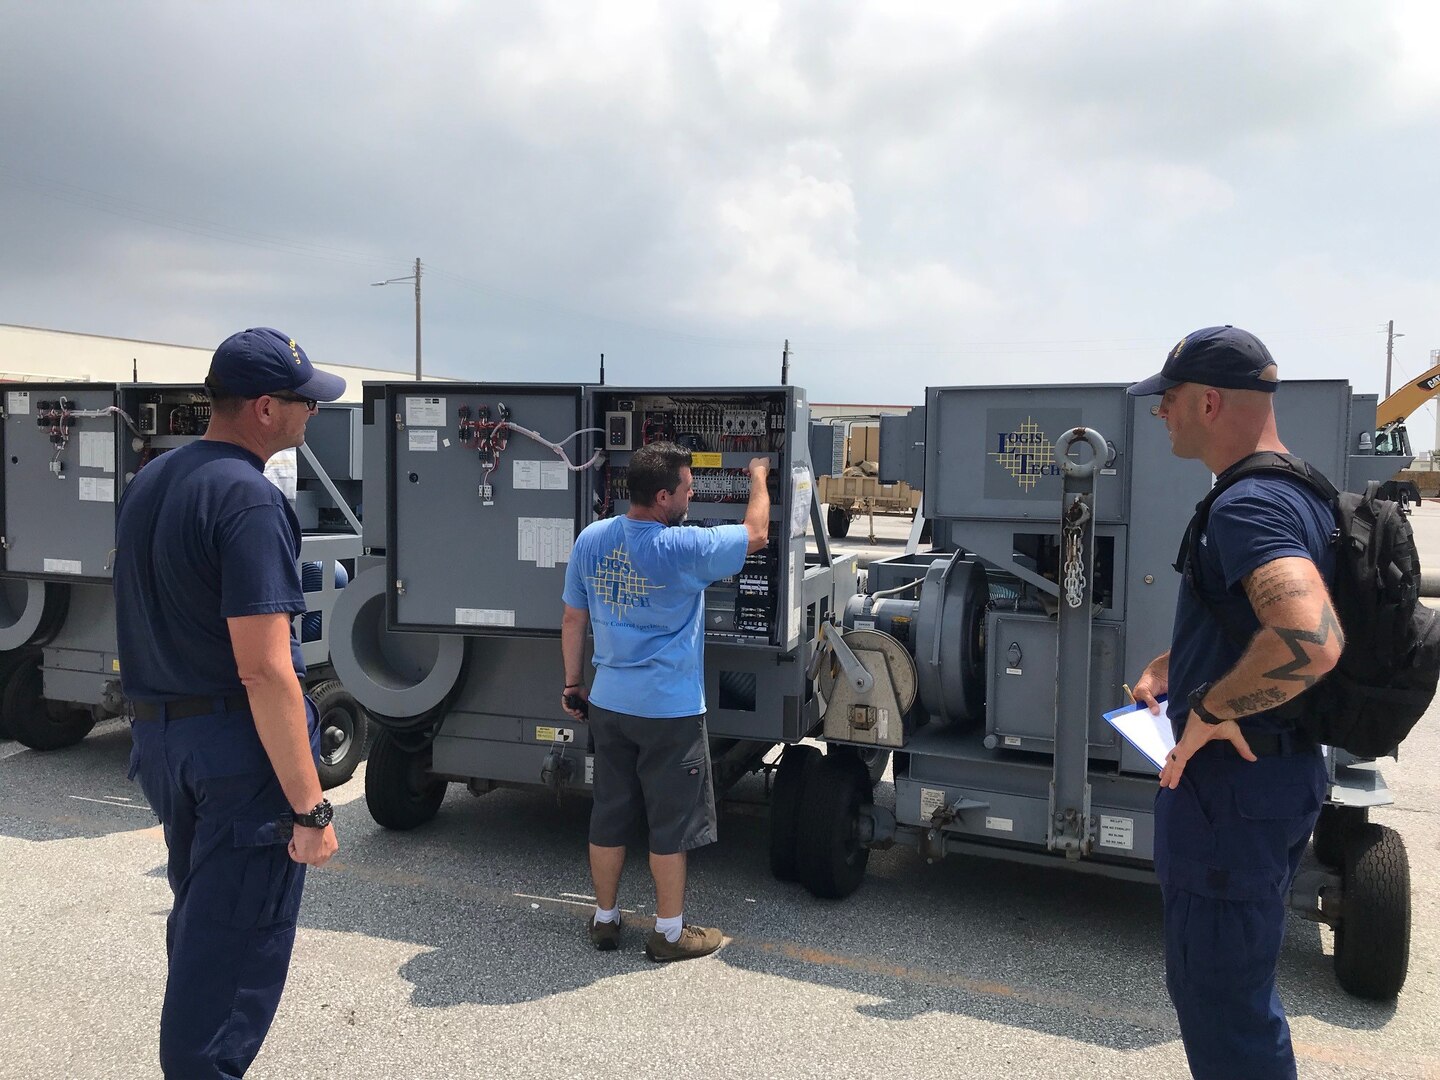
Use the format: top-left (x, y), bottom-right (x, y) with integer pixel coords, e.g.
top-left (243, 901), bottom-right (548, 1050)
top-left (588, 545), bottom-right (664, 621)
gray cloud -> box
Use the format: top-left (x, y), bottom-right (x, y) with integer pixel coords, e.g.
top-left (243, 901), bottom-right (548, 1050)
top-left (0, 0), bottom-right (1436, 428)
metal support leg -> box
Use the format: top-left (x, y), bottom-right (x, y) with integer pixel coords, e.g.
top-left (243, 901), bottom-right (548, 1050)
top-left (1047, 426), bottom-right (1107, 857)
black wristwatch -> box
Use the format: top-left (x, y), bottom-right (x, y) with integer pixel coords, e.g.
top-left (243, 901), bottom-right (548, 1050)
top-left (292, 798), bottom-right (333, 829)
top-left (1187, 683), bottom-right (1224, 726)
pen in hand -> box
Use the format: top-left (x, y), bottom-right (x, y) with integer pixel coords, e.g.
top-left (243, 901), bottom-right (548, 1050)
top-left (1122, 683), bottom-right (1134, 704)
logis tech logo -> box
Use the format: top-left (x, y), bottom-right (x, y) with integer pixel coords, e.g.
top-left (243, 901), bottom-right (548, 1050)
top-left (587, 545), bottom-right (665, 621)
top-left (991, 417), bottom-right (1061, 491)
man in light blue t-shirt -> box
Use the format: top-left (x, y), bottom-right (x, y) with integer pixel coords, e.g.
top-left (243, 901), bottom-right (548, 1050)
top-left (561, 441), bottom-right (771, 962)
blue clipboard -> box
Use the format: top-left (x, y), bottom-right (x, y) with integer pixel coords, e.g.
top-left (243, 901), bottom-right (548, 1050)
top-left (1102, 695), bottom-right (1173, 771)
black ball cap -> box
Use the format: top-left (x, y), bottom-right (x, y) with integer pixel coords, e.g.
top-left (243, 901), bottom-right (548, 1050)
top-left (1127, 325), bottom-right (1278, 397)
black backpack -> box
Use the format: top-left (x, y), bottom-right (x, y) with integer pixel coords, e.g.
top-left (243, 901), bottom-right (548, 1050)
top-left (1178, 451), bottom-right (1440, 757)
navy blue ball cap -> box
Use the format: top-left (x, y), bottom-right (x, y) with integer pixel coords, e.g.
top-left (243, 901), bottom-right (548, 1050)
top-left (206, 327), bottom-right (347, 401)
top-left (1127, 325), bottom-right (1278, 397)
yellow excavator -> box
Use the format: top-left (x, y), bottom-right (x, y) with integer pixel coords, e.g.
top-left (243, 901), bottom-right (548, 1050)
top-left (1368, 364), bottom-right (1440, 505)
top-left (1374, 363), bottom-right (1440, 456)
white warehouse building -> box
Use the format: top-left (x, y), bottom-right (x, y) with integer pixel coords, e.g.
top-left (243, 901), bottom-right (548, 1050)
top-left (0, 323), bottom-right (430, 399)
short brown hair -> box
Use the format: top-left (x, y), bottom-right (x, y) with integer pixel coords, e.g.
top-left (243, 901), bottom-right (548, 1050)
top-left (628, 441), bottom-right (692, 506)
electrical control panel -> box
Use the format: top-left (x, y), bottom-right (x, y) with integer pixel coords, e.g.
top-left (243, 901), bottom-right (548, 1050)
top-left (386, 384), bottom-right (587, 634)
top-left (586, 387), bottom-right (802, 650)
top-left (0, 383), bottom-right (125, 581)
top-left (0, 383), bottom-right (360, 583)
top-left (384, 383), bottom-right (814, 651)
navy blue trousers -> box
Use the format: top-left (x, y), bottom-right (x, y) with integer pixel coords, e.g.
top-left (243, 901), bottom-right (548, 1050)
top-left (1154, 745), bottom-right (1326, 1080)
top-left (129, 698), bottom-right (318, 1080)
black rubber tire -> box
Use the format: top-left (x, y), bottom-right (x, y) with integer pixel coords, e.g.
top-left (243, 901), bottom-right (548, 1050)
top-left (826, 506), bottom-right (851, 539)
top-left (0, 648), bottom-right (38, 740)
top-left (4, 651), bottom-right (96, 751)
top-left (796, 752), bottom-right (873, 899)
top-left (310, 679), bottom-right (370, 791)
top-left (364, 728), bottom-right (446, 830)
top-left (857, 747), bottom-right (892, 788)
top-left (770, 744), bottom-right (821, 882)
top-left (1333, 823), bottom-right (1411, 1000)
top-left (1312, 804), bottom-right (1367, 868)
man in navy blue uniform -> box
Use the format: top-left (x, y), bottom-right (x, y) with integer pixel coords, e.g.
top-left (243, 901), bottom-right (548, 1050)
top-left (1128, 326), bottom-right (1342, 1079)
top-left (115, 327), bottom-right (346, 1079)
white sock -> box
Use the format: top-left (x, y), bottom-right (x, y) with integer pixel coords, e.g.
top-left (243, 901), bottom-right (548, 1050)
top-left (594, 905), bottom-right (620, 924)
top-left (655, 913), bottom-right (683, 942)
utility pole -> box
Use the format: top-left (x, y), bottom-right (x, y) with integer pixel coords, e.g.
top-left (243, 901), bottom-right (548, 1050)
top-left (412, 256), bottom-right (422, 382)
top-left (1384, 320), bottom-right (1407, 399)
top-left (371, 257), bottom-right (423, 380)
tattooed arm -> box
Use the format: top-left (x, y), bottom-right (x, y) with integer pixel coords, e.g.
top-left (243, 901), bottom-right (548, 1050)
top-left (1202, 556), bottom-right (1344, 719)
top-left (1158, 556), bottom-right (1341, 788)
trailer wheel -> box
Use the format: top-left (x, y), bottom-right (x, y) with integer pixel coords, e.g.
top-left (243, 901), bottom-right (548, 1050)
top-left (4, 652), bottom-right (95, 751)
top-left (365, 729), bottom-right (446, 830)
top-left (770, 744), bottom-right (821, 882)
top-left (796, 752), bottom-right (872, 899)
top-left (826, 506), bottom-right (851, 539)
top-left (856, 747), bottom-right (892, 788)
top-left (1333, 823), bottom-right (1410, 1000)
top-left (0, 648), bottom-right (38, 740)
top-left (1312, 804), bottom-right (1366, 868)
top-left (310, 679), bottom-right (370, 791)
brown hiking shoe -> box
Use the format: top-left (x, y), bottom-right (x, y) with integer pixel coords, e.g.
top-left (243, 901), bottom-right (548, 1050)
top-left (589, 915), bottom-right (622, 951)
top-left (644, 924), bottom-right (724, 962)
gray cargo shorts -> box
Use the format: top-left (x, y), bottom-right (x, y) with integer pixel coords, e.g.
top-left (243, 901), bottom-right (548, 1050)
top-left (588, 704), bottom-right (718, 855)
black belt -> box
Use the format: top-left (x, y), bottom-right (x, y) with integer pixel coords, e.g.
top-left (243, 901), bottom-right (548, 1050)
top-left (1218, 729), bottom-right (1317, 758)
top-left (132, 693), bottom-right (250, 722)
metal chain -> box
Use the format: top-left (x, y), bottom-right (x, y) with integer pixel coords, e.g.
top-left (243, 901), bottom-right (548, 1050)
top-left (1062, 500), bottom-right (1091, 609)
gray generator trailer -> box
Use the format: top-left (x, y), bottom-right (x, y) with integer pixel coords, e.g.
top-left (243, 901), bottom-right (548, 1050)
top-left (0, 384), bottom-right (370, 788)
top-left (800, 380), bottom-right (1413, 1000)
top-left (329, 381), bottom-right (864, 843)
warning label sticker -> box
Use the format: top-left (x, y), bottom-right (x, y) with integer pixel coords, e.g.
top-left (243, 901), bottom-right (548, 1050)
top-left (1098, 814), bottom-right (1134, 850)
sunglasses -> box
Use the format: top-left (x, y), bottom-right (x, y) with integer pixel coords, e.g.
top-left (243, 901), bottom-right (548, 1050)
top-left (269, 391), bottom-right (319, 411)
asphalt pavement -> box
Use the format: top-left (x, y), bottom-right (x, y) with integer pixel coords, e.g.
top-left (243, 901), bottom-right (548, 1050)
top-left (2, 510), bottom-right (1437, 1079)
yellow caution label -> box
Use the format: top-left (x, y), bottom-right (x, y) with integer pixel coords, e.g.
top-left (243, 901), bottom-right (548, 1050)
top-left (535, 726), bottom-right (574, 744)
top-left (691, 452), bottom-right (722, 469)
top-left (111, 659), bottom-right (121, 673)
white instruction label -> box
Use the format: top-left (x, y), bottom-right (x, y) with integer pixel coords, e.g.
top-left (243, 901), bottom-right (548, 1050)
top-left (985, 816), bottom-right (1014, 833)
top-left (44, 558), bottom-right (82, 575)
top-left (919, 787), bottom-right (946, 819)
top-left (405, 397), bottom-right (445, 427)
top-left (513, 460), bottom-right (542, 490)
top-left (78, 477), bottom-right (115, 503)
top-left (585, 755), bottom-right (594, 786)
top-left (1099, 814), bottom-right (1134, 850)
top-left (408, 429), bottom-right (438, 452)
top-left (7, 391), bottom-right (30, 415)
top-left (541, 461), bottom-right (569, 490)
top-left (79, 431), bottom-right (115, 473)
top-left (876, 708), bottom-right (890, 743)
top-left (518, 517), bottom-right (574, 568)
top-left (1003, 735), bottom-right (1021, 747)
top-left (455, 607), bottom-right (515, 627)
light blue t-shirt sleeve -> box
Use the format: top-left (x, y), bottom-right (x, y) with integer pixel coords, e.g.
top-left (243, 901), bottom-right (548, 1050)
top-left (661, 524), bottom-right (750, 589)
top-left (562, 541), bottom-right (588, 609)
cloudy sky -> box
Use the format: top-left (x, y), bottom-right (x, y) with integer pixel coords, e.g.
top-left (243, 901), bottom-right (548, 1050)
top-left (2, 2), bottom-right (1438, 437)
